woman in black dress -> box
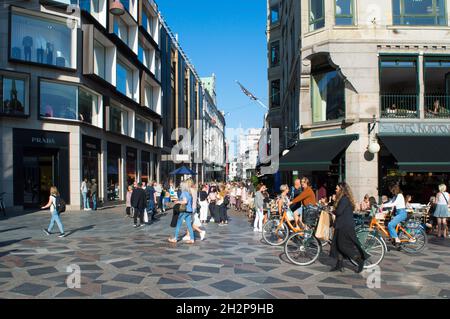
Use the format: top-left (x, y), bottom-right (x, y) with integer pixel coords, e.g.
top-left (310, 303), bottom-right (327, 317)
top-left (330, 182), bottom-right (368, 273)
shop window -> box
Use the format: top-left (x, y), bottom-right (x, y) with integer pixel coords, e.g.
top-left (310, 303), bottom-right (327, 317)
top-left (93, 40), bottom-right (106, 79)
top-left (393, 0), bottom-right (446, 26)
top-left (335, 0), bottom-right (354, 25)
top-left (270, 4), bottom-right (280, 24)
top-left (271, 80), bottom-right (281, 108)
top-left (311, 69), bottom-right (346, 123)
top-left (135, 117), bottom-right (147, 143)
top-left (109, 105), bottom-right (129, 135)
top-left (107, 142), bottom-right (121, 201)
top-left (309, 0), bottom-right (325, 31)
top-left (0, 74), bottom-right (28, 115)
top-left (379, 56), bottom-right (418, 118)
top-left (271, 41), bottom-right (280, 67)
top-left (40, 80), bottom-right (100, 124)
top-left (10, 11), bottom-right (75, 68)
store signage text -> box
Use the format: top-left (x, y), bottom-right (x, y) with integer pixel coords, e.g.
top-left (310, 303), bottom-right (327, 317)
top-left (380, 123), bottom-right (450, 135)
top-left (31, 137), bottom-right (56, 145)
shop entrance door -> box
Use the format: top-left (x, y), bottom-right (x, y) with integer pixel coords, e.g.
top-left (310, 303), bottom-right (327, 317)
top-left (23, 149), bottom-right (57, 207)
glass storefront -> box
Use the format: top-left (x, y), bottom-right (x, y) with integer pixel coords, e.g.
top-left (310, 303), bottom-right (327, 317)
top-left (141, 151), bottom-right (150, 184)
top-left (82, 135), bottom-right (101, 186)
top-left (107, 142), bottom-right (121, 201)
top-left (126, 147), bottom-right (137, 187)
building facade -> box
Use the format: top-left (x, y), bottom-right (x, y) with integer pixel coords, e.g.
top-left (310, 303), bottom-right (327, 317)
top-left (268, 0), bottom-right (450, 202)
top-left (201, 76), bottom-right (226, 182)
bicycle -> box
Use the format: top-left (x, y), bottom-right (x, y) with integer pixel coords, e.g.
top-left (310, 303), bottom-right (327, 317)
top-left (262, 208), bottom-right (306, 246)
top-left (0, 192), bottom-right (6, 217)
top-left (357, 207), bottom-right (427, 255)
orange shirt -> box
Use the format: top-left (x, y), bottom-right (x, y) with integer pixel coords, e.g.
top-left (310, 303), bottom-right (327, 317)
top-left (291, 187), bottom-right (317, 206)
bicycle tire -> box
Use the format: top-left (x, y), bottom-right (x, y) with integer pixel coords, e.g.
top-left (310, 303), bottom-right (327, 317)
top-left (351, 229), bottom-right (385, 269)
top-left (399, 227), bottom-right (428, 254)
top-left (284, 232), bottom-right (321, 266)
top-left (262, 220), bottom-right (289, 246)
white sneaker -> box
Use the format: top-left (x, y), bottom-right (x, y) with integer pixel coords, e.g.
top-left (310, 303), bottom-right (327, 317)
top-left (182, 235), bottom-right (191, 241)
top-left (210, 218), bottom-right (215, 223)
top-left (200, 231), bottom-right (206, 241)
top-left (253, 228), bottom-right (258, 232)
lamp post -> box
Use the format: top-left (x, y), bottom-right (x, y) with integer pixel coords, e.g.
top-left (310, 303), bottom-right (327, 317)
top-left (368, 115), bottom-right (380, 154)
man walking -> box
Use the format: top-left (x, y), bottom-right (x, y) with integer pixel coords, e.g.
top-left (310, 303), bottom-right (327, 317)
top-left (146, 181), bottom-right (157, 222)
top-left (131, 182), bottom-right (147, 228)
top-left (80, 178), bottom-right (90, 210)
top-left (90, 179), bottom-right (98, 211)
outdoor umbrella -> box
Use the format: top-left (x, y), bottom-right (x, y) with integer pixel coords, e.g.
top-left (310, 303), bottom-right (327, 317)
top-left (169, 166), bottom-right (197, 176)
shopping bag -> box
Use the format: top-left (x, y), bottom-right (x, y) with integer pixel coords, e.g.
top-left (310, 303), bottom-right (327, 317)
top-left (315, 211), bottom-right (331, 241)
top-left (143, 209), bottom-right (149, 223)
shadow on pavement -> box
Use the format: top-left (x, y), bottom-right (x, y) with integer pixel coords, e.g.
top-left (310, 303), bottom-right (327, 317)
top-left (0, 237), bottom-right (32, 256)
top-left (65, 225), bottom-right (96, 238)
top-left (0, 226), bottom-right (28, 234)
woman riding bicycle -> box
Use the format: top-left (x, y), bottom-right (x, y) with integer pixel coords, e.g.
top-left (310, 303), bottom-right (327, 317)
top-left (278, 185), bottom-right (293, 221)
top-left (382, 184), bottom-right (408, 245)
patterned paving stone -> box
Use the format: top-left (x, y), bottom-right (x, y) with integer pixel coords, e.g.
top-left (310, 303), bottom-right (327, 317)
top-left (111, 260), bottom-right (138, 268)
top-left (11, 283), bottom-right (49, 296)
top-left (27, 267), bottom-right (58, 277)
top-left (282, 270), bottom-right (314, 280)
top-left (247, 289), bottom-right (277, 299)
top-left (101, 285), bottom-right (127, 295)
top-left (192, 266), bottom-right (221, 274)
top-left (318, 287), bottom-right (363, 299)
top-left (112, 274), bottom-right (145, 285)
top-left (273, 286), bottom-right (304, 294)
top-left (119, 292), bottom-right (152, 299)
top-left (56, 289), bottom-right (89, 298)
top-left (210, 280), bottom-right (245, 293)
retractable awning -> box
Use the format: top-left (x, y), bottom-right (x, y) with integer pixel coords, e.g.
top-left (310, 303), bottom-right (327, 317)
top-left (279, 134), bottom-right (359, 172)
top-left (379, 135), bottom-right (450, 172)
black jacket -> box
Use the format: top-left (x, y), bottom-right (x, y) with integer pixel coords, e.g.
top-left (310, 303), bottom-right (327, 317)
top-left (131, 188), bottom-right (147, 210)
top-left (334, 196), bottom-right (356, 230)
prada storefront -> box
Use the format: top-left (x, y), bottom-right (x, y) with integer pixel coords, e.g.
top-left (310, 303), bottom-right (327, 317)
top-left (13, 128), bottom-right (69, 207)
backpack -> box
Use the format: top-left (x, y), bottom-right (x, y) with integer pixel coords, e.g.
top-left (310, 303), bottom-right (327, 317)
top-left (53, 196), bottom-right (66, 214)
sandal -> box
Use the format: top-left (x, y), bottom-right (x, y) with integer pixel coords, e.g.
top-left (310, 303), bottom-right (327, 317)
top-left (186, 240), bottom-right (195, 244)
top-left (168, 238), bottom-right (177, 243)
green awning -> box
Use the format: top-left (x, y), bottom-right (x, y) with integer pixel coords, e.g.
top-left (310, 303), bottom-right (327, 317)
top-left (279, 134), bottom-right (359, 172)
top-left (379, 135), bottom-right (450, 172)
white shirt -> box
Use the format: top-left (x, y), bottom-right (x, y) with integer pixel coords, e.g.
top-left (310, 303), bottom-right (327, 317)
top-left (236, 188), bottom-right (242, 196)
top-left (437, 192), bottom-right (450, 205)
top-left (384, 193), bottom-right (406, 210)
top-left (50, 195), bottom-right (57, 213)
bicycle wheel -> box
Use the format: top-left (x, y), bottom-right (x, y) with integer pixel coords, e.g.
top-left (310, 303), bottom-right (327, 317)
top-left (284, 232), bottom-right (321, 266)
top-left (399, 227), bottom-right (427, 254)
top-left (262, 220), bottom-right (289, 246)
top-left (350, 229), bottom-right (385, 269)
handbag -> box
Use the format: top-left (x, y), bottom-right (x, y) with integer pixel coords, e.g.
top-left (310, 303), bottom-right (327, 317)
top-left (179, 204), bottom-right (187, 212)
top-left (315, 211), bottom-right (331, 241)
top-left (143, 209), bottom-right (149, 223)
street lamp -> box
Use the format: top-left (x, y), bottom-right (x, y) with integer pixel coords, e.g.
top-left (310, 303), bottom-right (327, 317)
top-left (368, 115), bottom-right (380, 154)
top-left (110, 0), bottom-right (125, 16)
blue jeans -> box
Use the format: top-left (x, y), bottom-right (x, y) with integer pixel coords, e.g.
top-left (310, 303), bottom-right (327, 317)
top-left (48, 211), bottom-right (64, 234)
top-left (388, 209), bottom-right (407, 239)
top-left (147, 201), bottom-right (155, 219)
top-left (92, 193), bottom-right (97, 210)
top-left (174, 213), bottom-right (194, 240)
top-left (82, 192), bottom-right (89, 209)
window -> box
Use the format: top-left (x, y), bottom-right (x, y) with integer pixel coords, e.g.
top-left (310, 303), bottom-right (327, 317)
top-left (116, 61), bottom-right (134, 99)
top-left (114, 16), bottom-right (129, 45)
top-left (142, 11), bottom-right (149, 33)
top-left (309, 0), bottom-right (325, 31)
top-left (270, 41), bottom-right (280, 67)
top-left (270, 4), bottom-right (280, 24)
top-left (135, 117), bottom-right (147, 143)
top-left (311, 70), bottom-right (345, 122)
top-left (11, 11), bottom-right (74, 68)
top-left (335, 0), bottom-right (354, 25)
top-left (271, 80), bottom-right (280, 108)
top-left (424, 56), bottom-right (450, 117)
top-left (109, 106), bottom-right (128, 135)
top-left (93, 40), bottom-right (106, 79)
top-left (122, 0), bottom-right (130, 13)
top-left (145, 85), bottom-right (155, 111)
top-left (393, 0), bottom-right (446, 25)
top-left (138, 42), bottom-right (150, 68)
top-left (1, 75), bottom-right (27, 115)
top-left (40, 80), bottom-right (100, 124)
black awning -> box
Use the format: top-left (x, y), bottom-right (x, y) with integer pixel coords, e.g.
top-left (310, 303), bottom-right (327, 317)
top-left (379, 135), bottom-right (450, 172)
top-left (279, 134), bottom-right (359, 172)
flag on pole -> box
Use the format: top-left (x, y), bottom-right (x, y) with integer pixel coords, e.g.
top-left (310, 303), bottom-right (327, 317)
top-left (236, 81), bottom-right (258, 101)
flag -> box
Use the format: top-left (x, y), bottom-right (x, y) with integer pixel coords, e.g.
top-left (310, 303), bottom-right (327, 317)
top-left (237, 81), bottom-right (258, 101)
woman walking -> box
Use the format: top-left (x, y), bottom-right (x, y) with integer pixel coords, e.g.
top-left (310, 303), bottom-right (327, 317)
top-left (199, 184), bottom-right (209, 224)
top-left (254, 184), bottom-right (266, 232)
top-left (41, 186), bottom-right (66, 238)
top-left (208, 186), bottom-right (218, 223)
top-left (169, 182), bottom-right (195, 244)
top-left (434, 184), bottom-right (449, 239)
top-left (329, 182), bottom-right (367, 273)
top-left (126, 185), bottom-right (133, 217)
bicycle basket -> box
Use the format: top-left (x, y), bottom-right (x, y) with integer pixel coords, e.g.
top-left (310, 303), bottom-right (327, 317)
top-left (405, 220), bottom-right (422, 229)
top-left (303, 205), bottom-right (321, 226)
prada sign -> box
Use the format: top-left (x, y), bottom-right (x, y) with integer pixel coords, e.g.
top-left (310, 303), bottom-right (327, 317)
top-left (380, 122), bottom-right (450, 135)
top-left (14, 128), bottom-right (69, 148)
top-left (31, 137), bottom-right (56, 145)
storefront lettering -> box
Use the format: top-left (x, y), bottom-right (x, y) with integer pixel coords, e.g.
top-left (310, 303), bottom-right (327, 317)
top-left (31, 137), bottom-right (56, 144)
top-left (380, 123), bottom-right (450, 135)
top-left (85, 143), bottom-right (97, 150)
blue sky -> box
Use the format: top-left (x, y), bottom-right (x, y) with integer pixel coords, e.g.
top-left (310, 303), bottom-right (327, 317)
top-left (156, 0), bottom-right (268, 135)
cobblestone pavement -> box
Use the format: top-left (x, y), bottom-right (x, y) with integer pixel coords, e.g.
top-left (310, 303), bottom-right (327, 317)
top-left (0, 207), bottom-right (449, 299)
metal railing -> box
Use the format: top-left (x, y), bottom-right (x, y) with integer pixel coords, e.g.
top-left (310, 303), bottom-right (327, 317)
top-left (425, 95), bottom-right (450, 119)
top-left (380, 94), bottom-right (419, 118)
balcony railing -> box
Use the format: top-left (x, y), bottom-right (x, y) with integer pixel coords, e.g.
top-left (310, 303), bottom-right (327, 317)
top-left (380, 94), bottom-right (419, 118)
top-left (425, 95), bottom-right (450, 119)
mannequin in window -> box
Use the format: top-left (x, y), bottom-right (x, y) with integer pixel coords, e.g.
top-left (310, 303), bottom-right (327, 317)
top-left (46, 42), bottom-right (54, 65)
top-left (22, 36), bottom-right (33, 61)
